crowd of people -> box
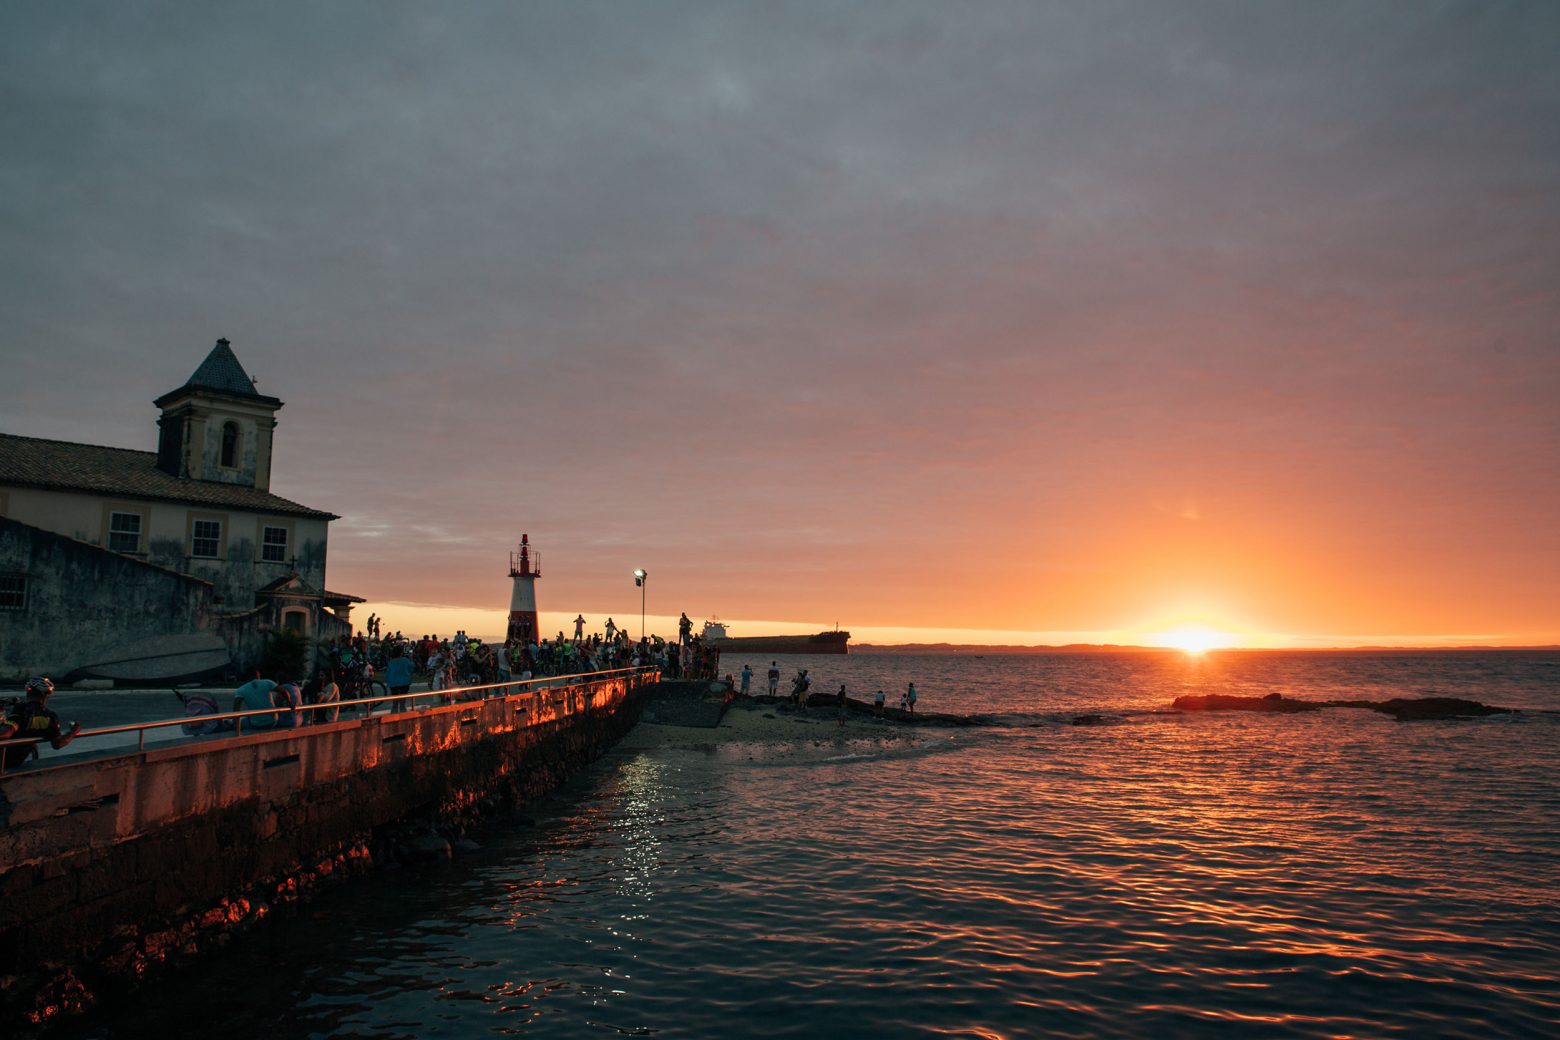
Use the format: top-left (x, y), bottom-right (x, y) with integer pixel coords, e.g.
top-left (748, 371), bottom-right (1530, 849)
top-left (3, 615), bottom-right (928, 768)
top-left (319, 617), bottom-right (721, 697)
top-left (172, 616), bottom-right (721, 735)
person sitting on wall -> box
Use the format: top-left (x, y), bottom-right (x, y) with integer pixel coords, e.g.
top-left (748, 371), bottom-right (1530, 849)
top-left (232, 671), bottom-right (279, 730)
top-left (304, 674), bottom-right (340, 725)
top-left (272, 681), bottom-right (304, 729)
top-left (0, 677), bottom-right (81, 770)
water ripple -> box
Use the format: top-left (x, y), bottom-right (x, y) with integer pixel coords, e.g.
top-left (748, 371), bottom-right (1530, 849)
top-left (56, 653), bottom-right (1560, 1039)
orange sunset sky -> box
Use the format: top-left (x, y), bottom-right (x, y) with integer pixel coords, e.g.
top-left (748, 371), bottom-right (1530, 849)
top-left (6, 4), bottom-right (1558, 648)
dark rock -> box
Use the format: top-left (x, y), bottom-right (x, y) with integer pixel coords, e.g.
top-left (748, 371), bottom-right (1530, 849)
top-left (1172, 694), bottom-right (1319, 713)
top-left (1070, 714), bottom-right (1108, 726)
top-left (643, 681), bottom-right (728, 728)
top-left (404, 833), bottom-right (452, 862)
top-left (1171, 693), bottom-right (1512, 721)
top-left (1372, 697), bottom-right (1514, 721)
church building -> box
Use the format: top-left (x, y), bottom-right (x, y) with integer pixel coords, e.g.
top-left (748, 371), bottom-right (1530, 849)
top-left (0, 339), bottom-right (359, 682)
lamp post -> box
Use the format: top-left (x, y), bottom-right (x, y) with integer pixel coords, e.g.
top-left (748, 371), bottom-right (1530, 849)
top-left (633, 569), bottom-right (647, 642)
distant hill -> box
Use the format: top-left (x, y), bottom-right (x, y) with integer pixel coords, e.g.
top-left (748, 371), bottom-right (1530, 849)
top-left (853, 643), bottom-right (1560, 655)
top-left (854, 643), bottom-right (1163, 655)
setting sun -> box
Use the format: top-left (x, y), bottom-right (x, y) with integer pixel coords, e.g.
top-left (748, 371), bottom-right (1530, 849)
top-left (1146, 624), bottom-right (1239, 654)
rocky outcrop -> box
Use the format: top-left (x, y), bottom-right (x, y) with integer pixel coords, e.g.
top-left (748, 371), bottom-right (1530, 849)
top-left (1371, 697), bottom-right (1513, 721)
top-left (1171, 693), bottom-right (1319, 713)
top-left (640, 680), bottom-right (731, 728)
top-left (1172, 692), bottom-right (1513, 721)
top-left (776, 692), bottom-right (985, 726)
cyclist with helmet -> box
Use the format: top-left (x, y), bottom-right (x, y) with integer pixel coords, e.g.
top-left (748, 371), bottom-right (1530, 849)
top-left (1, 677), bottom-right (81, 770)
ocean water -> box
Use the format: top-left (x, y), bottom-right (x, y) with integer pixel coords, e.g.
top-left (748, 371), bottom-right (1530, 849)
top-left (65, 651), bottom-right (1560, 1038)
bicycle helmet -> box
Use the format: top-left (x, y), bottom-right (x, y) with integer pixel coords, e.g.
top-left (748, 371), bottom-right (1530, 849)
top-left (24, 676), bottom-right (55, 696)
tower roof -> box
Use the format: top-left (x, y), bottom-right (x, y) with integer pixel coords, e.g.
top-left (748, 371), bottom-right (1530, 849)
top-left (155, 338), bottom-right (282, 408)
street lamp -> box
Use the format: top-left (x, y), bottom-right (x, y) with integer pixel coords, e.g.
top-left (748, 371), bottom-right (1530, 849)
top-left (633, 569), bottom-right (647, 641)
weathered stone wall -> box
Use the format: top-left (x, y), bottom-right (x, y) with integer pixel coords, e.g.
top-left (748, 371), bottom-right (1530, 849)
top-left (0, 672), bottom-right (654, 1025)
top-left (147, 519), bottom-right (328, 610)
top-left (0, 516), bottom-right (335, 680)
top-left (0, 516), bottom-right (214, 680)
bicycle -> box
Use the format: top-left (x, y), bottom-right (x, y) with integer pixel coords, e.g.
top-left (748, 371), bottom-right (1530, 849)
top-left (336, 665), bottom-right (388, 713)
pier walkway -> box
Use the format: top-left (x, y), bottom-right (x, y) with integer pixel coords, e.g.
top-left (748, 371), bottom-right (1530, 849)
top-left (1, 668), bottom-right (654, 777)
top-left (0, 667), bottom-right (661, 1023)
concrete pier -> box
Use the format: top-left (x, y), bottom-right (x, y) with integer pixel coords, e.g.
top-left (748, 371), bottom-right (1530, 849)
top-left (0, 670), bottom-right (659, 1026)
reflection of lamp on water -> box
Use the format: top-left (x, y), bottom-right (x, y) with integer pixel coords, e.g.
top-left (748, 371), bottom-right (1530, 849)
top-left (633, 569), bottom-right (647, 641)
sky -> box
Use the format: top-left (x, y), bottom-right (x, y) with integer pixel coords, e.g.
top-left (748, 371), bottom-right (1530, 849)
top-left (3, 1), bottom-right (1558, 648)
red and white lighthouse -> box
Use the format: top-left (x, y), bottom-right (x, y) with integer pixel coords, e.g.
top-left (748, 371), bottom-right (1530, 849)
top-left (506, 534), bottom-right (541, 644)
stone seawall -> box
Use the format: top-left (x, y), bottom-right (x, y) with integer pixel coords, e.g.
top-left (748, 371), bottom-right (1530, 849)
top-left (0, 672), bottom-right (656, 1026)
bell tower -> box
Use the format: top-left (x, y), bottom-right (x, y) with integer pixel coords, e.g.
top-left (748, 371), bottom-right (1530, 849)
top-left (153, 338), bottom-right (283, 489)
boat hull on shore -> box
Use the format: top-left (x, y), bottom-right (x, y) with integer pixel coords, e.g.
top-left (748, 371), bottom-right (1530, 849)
top-left (69, 631), bottom-right (232, 685)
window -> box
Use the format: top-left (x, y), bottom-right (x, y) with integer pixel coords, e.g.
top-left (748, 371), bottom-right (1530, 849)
top-left (220, 422), bottom-right (240, 468)
top-left (191, 519), bottom-right (222, 559)
top-left (108, 511), bottom-right (143, 553)
top-left (0, 575), bottom-right (24, 611)
top-left (283, 609), bottom-right (308, 633)
top-left (261, 525), bottom-right (289, 563)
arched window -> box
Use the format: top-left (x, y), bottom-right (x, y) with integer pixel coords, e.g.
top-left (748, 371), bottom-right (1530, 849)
top-left (220, 422), bottom-right (239, 468)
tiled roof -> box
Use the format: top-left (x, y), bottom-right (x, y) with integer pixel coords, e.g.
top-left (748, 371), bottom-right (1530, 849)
top-left (0, 433), bottom-right (338, 519)
top-left (155, 339), bottom-right (283, 406)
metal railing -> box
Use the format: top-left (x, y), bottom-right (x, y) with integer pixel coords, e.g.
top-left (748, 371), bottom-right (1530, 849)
top-left (0, 666), bottom-right (660, 776)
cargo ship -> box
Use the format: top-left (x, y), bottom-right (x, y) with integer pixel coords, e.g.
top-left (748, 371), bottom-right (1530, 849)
top-left (701, 620), bottom-right (850, 655)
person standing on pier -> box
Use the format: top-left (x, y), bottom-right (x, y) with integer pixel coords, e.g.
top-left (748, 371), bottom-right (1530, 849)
top-left (574, 614), bottom-right (587, 640)
top-left (740, 664), bottom-right (752, 697)
top-left (906, 682), bottom-right (918, 715)
top-left (767, 661), bottom-right (780, 697)
top-left (605, 617), bottom-right (617, 643)
top-left (791, 669), bottom-right (811, 712)
top-left (679, 612), bottom-right (692, 645)
top-left (385, 645), bottom-right (414, 712)
top-left (0, 677), bottom-right (80, 770)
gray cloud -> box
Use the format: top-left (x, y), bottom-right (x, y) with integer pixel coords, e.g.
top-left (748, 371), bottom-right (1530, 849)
top-left (4, 1), bottom-right (1557, 632)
